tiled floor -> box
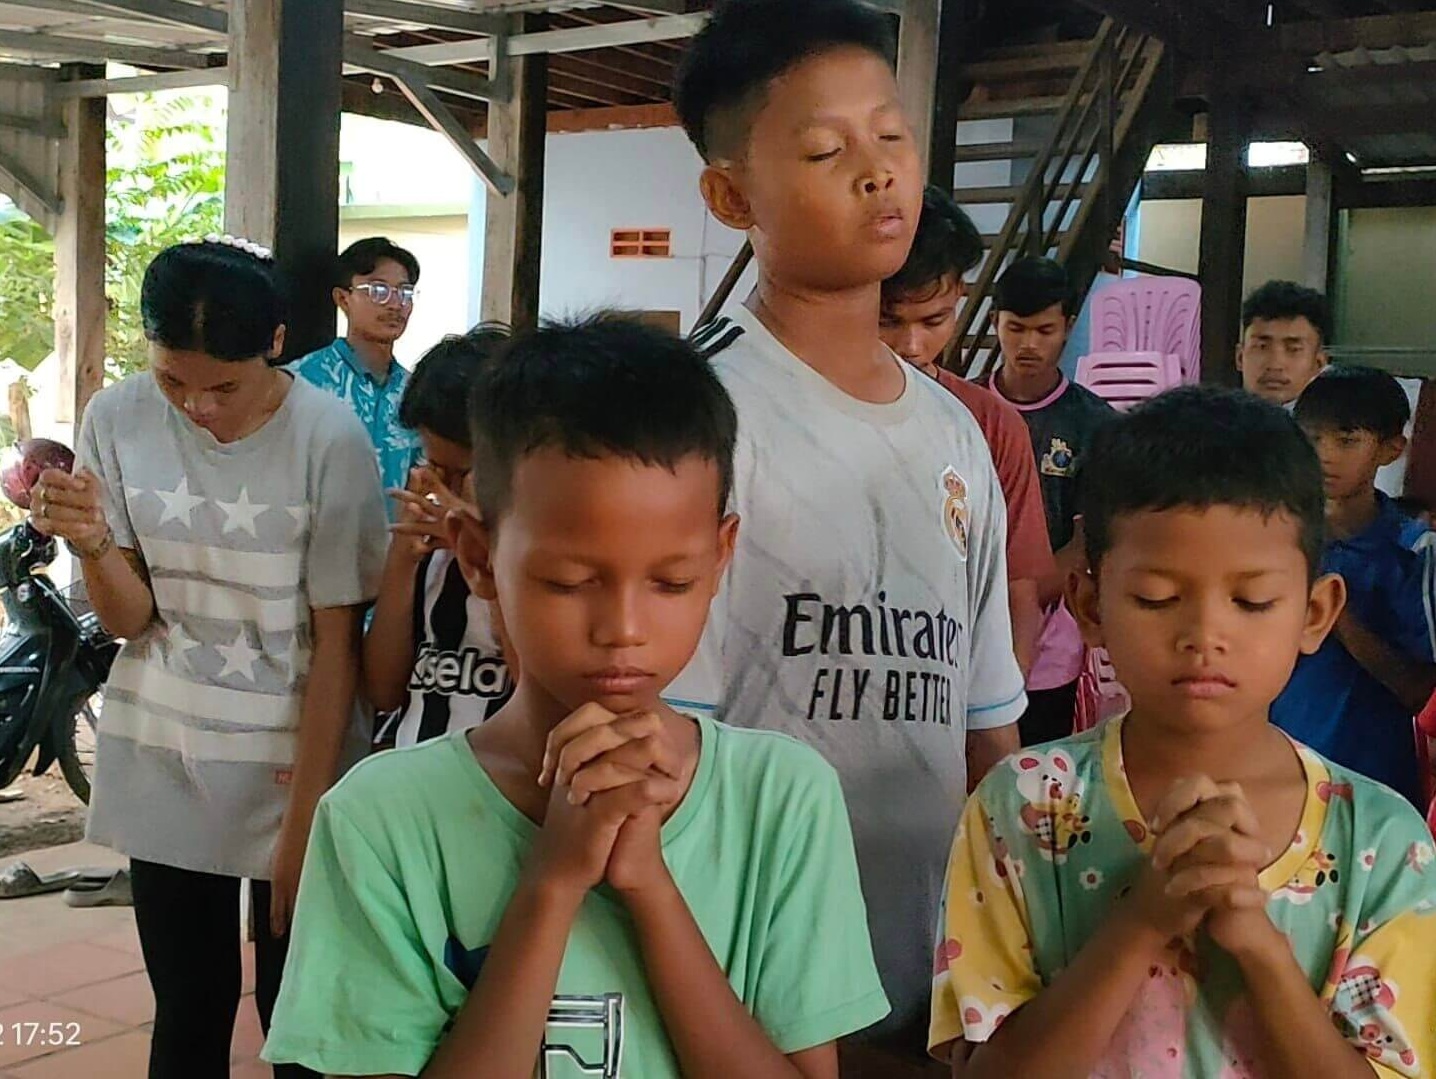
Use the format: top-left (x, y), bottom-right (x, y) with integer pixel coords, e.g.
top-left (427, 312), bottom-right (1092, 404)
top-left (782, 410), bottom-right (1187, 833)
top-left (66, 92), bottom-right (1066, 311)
top-left (0, 842), bottom-right (265, 1077)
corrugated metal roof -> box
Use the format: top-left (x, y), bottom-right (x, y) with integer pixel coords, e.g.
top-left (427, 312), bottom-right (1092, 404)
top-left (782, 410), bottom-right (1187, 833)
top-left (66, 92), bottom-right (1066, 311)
top-left (1309, 41), bottom-right (1436, 166)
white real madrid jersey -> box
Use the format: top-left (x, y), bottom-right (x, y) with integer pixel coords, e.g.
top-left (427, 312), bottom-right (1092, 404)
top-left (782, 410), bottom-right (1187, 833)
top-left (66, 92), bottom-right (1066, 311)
top-left (666, 304), bottom-right (1026, 1034)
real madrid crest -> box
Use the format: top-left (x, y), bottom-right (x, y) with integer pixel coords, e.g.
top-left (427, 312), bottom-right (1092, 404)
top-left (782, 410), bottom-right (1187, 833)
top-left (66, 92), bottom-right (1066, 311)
top-left (941, 466), bottom-right (970, 561)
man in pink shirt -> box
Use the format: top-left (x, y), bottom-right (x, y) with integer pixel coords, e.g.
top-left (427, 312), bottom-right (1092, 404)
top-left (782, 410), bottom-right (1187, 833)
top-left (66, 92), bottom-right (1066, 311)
top-left (881, 186), bottom-right (1054, 683)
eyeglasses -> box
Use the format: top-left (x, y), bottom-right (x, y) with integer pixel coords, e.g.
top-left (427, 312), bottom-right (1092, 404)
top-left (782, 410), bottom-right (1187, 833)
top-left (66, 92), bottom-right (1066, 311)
top-left (349, 282), bottom-right (417, 308)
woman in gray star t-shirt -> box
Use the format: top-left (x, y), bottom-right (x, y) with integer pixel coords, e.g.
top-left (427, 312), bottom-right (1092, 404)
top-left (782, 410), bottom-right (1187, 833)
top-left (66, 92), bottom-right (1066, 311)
top-left (31, 240), bottom-right (387, 1078)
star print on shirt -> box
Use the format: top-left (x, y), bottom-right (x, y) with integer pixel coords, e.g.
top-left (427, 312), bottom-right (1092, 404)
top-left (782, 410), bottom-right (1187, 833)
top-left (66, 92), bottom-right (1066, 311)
top-left (215, 628), bottom-right (262, 681)
top-left (155, 476), bottom-right (206, 529)
top-left (165, 624), bottom-right (202, 672)
top-left (216, 488), bottom-right (269, 537)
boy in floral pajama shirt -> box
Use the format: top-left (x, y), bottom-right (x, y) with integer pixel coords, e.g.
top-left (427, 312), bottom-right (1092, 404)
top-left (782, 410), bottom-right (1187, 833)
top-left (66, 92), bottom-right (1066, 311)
top-left (931, 388), bottom-right (1436, 1078)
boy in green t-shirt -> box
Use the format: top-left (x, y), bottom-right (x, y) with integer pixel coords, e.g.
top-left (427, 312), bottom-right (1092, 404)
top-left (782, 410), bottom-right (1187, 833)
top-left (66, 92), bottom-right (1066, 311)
top-left (264, 316), bottom-right (889, 1077)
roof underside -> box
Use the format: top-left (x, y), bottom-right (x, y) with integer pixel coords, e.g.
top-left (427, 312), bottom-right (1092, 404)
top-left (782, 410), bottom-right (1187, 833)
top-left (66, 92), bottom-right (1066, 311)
top-left (0, 1), bottom-right (708, 132)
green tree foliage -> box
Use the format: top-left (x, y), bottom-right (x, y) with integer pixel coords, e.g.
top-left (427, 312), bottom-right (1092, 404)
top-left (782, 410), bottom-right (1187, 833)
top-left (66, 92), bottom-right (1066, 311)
top-left (0, 93), bottom-right (225, 377)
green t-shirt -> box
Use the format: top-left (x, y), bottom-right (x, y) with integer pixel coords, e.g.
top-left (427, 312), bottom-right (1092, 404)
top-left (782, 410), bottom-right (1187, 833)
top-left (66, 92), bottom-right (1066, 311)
top-left (264, 712), bottom-right (890, 1076)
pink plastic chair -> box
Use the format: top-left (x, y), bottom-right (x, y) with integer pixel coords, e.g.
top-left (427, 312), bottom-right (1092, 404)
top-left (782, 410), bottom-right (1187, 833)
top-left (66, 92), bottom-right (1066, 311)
top-left (1076, 351), bottom-right (1183, 412)
top-left (1091, 276), bottom-right (1202, 384)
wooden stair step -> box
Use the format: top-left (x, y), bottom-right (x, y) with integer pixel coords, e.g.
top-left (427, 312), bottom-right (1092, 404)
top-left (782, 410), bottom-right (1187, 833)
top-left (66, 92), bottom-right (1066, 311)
top-left (979, 39), bottom-right (1093, 63)
top-left (958, 95), bottom-right (1068, 120)
top-left (963, 52), bottom-right (1090, 83)
top-left (955, 183), bottom-right (1091, 205)
top-left (952, 138), bottom-right (1049, 163)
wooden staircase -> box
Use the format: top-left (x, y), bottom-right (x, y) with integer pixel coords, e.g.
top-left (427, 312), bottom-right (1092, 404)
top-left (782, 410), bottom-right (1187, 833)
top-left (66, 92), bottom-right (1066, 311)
top-left (944, 20), bottom-right (1175, 378)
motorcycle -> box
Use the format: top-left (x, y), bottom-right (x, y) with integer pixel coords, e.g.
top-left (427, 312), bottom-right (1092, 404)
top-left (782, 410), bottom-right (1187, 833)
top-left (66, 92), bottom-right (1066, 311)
top-left (0, 442), bottom-right (119, 804)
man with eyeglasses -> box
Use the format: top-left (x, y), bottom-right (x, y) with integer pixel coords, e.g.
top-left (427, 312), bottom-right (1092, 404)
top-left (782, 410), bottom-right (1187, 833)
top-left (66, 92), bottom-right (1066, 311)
top-left (292, 237), bottom-right (424, 511)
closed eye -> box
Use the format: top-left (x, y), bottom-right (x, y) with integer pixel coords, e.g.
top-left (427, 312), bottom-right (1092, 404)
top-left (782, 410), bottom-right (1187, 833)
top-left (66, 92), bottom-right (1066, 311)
top-left (655, 579), bottom-right (697, 595)
top-left (1132, 595), bottom-right (1178, 610)
top-left (1235, 598), bottom-right (1278, 613)
top-left (806, 148), bottom-right (840, 162)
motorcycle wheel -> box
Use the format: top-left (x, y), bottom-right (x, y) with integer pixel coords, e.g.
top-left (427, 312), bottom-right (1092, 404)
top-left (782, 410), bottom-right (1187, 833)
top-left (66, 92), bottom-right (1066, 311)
top-left (56, 694), bottom-right (99, 805)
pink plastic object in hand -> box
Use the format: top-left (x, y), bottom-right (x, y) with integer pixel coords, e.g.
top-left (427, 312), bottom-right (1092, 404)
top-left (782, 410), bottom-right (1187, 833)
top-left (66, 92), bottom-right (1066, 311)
top-left (0, 438), bottom-right (76, 510)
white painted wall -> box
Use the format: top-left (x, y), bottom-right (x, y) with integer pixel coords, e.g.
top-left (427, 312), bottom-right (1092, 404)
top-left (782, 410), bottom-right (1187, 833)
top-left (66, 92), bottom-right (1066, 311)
top-left (467, 125), bottom-right (753, 332)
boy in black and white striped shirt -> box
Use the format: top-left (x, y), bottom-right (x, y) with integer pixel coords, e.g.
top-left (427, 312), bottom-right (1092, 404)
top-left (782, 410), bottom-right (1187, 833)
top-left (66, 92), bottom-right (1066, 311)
top-left (366, 328), bottom-right (516, 748)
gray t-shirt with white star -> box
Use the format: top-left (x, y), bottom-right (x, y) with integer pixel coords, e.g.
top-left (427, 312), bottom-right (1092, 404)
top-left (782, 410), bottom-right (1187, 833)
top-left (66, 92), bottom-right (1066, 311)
top-left (77, 372), bottom-right (387, 879)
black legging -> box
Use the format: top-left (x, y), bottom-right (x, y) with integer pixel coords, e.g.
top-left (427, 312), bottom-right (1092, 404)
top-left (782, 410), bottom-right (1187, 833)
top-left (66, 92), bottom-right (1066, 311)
top-left (130, 859), bottom-right (319, 1079)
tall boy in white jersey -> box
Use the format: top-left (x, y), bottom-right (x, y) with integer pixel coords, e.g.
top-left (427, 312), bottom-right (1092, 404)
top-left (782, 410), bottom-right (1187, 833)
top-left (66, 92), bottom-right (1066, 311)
top-left (670, 1), bottom-right (1025, 1071)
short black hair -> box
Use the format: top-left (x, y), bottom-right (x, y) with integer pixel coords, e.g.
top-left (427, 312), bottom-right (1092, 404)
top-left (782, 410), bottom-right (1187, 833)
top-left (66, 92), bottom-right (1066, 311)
top-left (400, 324), bottom-right (512, 445)
top-left (1079, 386), bottom-right (1325, 576)
top-left (469, 313), bottom-right (738, 523)
top-left (1241, 280), bottom-right (1331, 346)
top-left (674, 0), bottom-right (896, 162)
top-left (883, 185), bottom-right (986, 303)
top-left (335, 236), bottom-right (421, 290)
top-left (993, 256), bottom-right (1076, 319)
top-left (1294, 364), bottom-right (1411, 441)
top-left (141, 241), bottom-right (286, 362)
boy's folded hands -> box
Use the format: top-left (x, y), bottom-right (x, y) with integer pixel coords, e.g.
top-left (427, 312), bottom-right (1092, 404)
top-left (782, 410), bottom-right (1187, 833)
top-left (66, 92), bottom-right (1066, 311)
top-left (1129, 776), bottom-right (1278, 957)
top-left (528, 703), bottom-right (698, 900)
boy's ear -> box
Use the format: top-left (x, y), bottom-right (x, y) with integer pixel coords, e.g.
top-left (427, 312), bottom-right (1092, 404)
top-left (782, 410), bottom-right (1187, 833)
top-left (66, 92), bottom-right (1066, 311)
top-left (713, 513), bottom-right (740, 588)
top-left (1068, 568), bottom-right (1105, 648)
top-left (448, 505), bottom-right (498, 602)
top-left (700, 165), bottom-right (756, 233)
top-left (268, 324), bottom-right (286, 362)
top-left (1301, 572), bottom-right (1346, 656)
top-left (1378, 434), bottom-right (1408, 468)
top-left (332, 286), bottom-right (350, 313)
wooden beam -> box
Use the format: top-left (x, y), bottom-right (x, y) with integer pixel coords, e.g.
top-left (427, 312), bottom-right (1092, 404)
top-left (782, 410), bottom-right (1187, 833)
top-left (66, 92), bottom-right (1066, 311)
top-left (0, 29), bottom-right (212, 69)
top-left (1074, 0), bottom-right (1218, 56)
top-left (1198, 87), bottom-right (1251, 387)
top-left (0, 110), bottom-right (64, 139)
top-left (481, 18), bottom-right (547, 332)
top-left (546, 101), bottom-right (675, 133)
top-left (80, 0), bottom-right (228, 33)
top-left (897, 0), bottom-right (939, 178)
top-left (381, 71), bottom-right (514, 193)
top-left (225, 0), bottom-right (344, 359)
top-left (0, 144), bottom-right (60, 228)
top-left (344, 36), bottom-right (504, 102)
top-left (52, 65), bottom-right (227, 97)
top-left (929, 0), bottom-right (981, 189)
top-left (1303, 154), bottom-right (1335, 291)
top-left (383, 13), bottom-right (704, 65)
top-left (345, 0), bottom-right (504, 35)
top-left (1344, 175), bottom-right (1436, 209)
top-left (1143, 164), bottom-right (1308, 201)
top-left (1274, 11), bottom-right (1436, 54)
top-left (53, 64), bottom-right (105, 426)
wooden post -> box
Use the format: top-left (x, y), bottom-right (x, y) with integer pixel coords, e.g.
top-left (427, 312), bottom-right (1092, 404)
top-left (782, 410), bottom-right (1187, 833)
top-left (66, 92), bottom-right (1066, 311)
top-left (1198, 89), bottom-right (1250, 387)
top-left (8, 383), bottom-right (31, 442)
top-left (481, 20), bottom-right (547, 332)
top-left (1303, 154), bottom-right (1335, 292)
top-left (1406, 381), bottom-right (1436, 505)
top-left (897, 0), bottom-right (940, 180)
top-left (225, 0), bottom-right (343, 359)
top-left (927, 0), bottom-right (980, 191)
top-left (53, 63), bottom-right (106, 426)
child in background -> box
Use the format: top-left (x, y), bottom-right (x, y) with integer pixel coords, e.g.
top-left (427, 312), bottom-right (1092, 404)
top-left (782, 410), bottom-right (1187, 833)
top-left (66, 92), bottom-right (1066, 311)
top-left (265, 316), bottom-right (889, 1077)
top-left (881, 185), bottom-right (1054, 679)
top-left (1273, 366), bottom-right (1436, 808)
top-left (930, 387), bottom-right (1436, 1078)
top-left (1236, 279), bottom-right (1331, 409)
top-left (365, 328), bottom-right (516, 749)
top-left (669, 1), bottom-right (1026, 1069)
top-left (980, 256), bottom-right (1115, 746)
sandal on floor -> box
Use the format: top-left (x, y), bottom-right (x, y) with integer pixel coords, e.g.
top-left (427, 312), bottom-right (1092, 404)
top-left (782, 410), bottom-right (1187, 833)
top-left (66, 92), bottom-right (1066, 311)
top-left (64, 869), bottom-right (133, 908)
top-left (0, 861), bottom-right (81, 899)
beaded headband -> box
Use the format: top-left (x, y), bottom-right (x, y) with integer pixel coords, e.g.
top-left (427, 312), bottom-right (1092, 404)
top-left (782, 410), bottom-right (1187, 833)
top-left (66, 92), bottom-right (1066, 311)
top-left (190, 233), bottom-right (274, 261)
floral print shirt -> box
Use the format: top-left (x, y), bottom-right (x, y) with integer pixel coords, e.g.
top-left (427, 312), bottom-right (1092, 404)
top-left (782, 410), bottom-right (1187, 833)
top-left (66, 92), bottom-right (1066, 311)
top-left (931, 717), bottom-right (1436, 1077)
top-left (290, 338), bottom-right (421, 517)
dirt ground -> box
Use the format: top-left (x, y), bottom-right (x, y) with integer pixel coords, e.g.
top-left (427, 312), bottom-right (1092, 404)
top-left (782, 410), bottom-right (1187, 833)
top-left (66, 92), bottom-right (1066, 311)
top-left (0, 761), bottom-right (86, 859)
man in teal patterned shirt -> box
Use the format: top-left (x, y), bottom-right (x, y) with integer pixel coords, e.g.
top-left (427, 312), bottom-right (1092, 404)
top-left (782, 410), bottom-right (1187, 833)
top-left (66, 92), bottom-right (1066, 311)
top-left (291, 237), bottom-right (423, 511)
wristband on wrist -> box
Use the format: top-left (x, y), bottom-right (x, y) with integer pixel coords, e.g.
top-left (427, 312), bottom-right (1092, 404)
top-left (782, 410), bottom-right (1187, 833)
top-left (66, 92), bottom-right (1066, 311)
top-left (66, 529), bottom-right (115, 562)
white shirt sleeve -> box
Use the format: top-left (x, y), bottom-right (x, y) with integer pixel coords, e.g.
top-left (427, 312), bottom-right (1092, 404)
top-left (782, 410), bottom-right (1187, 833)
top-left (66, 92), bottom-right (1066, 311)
top-left (963, 457), bottom-right (1027, 731)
